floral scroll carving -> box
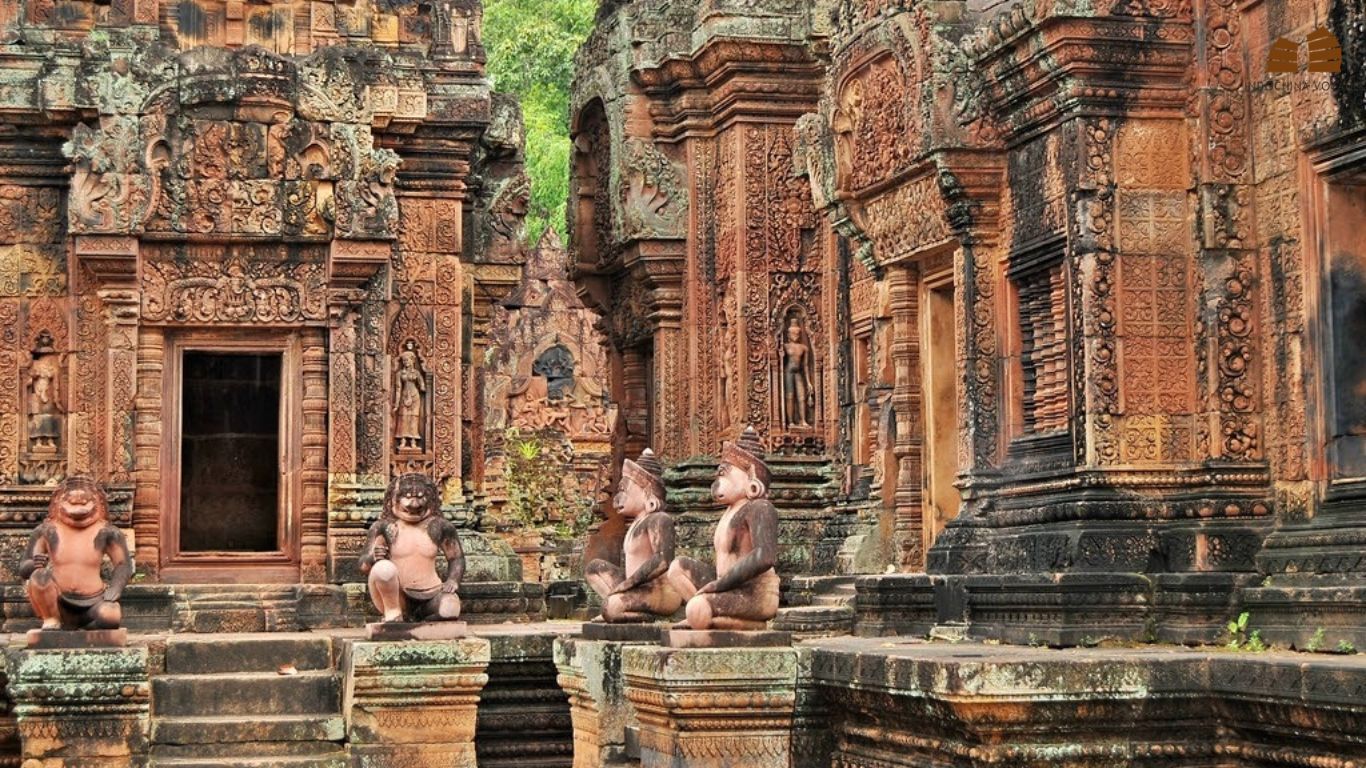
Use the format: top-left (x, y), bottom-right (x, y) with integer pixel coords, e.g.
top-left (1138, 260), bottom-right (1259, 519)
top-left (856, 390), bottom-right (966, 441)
top-left (620, 139), bottom-right (687, 241)
top-left (141, 251), bottom-right (328, 325)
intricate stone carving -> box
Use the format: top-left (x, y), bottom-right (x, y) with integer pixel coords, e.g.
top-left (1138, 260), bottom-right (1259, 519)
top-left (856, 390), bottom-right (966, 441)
top-left (21, 332), bottom-right (64, 485)
top-left (393, 341), bottom-right (429, 454)
top-left (780, 313), bottom-right (816, 429)
top-left (620, 139), bottom-right (687, 241)
top-left (832, 53), bottom-right (916, 194)
top-left (141, 252), bottom-right (328, 325)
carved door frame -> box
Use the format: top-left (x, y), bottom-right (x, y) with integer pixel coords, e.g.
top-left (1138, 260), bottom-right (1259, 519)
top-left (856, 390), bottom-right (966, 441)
top-left (158, 330), bottom-right (303, 583)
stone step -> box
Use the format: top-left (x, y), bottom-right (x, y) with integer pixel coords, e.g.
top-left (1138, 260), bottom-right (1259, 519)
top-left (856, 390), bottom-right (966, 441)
top-left (152, 672), bottom-right (341, 717)
top-left (152, 714), bottom-right (345, 745)
top-left (148, 753), bottom-right (347, 768)
top-left (164, 634), bottom-right (333, 675)
top-left (151, 740), bottom-right (345, 760)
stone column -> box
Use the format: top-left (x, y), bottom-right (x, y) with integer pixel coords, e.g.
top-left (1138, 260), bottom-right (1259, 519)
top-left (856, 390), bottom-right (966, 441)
top-left (11, 646), bottom-right (150, 766)
top-left (344, 638), bottom-right (490, 767)
top-left (555, 636), bottom-right (649, 768)
top-left (623, 644), bottom-right (798, 768)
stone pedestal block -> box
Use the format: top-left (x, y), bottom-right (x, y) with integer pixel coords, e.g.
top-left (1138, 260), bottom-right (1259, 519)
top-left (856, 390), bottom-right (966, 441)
top-left (343, 638), bottom-right (491, 767)
top-left (623, 644), bottom-right (798, 768)
top-left (555, 636), bottom-right (654, 768)
top-left (10, 646), bottom-right (150, 767)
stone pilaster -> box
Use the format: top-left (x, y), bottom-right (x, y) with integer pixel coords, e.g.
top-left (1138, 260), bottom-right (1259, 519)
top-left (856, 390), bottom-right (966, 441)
top-left (10, 646), bottom-right (150, 766)
top-left (554, 636), bottom-right (651, 768)
top-left (343, 638), bottom-right (490, 767)
top-left (623, 644), bottom-right (798, 768)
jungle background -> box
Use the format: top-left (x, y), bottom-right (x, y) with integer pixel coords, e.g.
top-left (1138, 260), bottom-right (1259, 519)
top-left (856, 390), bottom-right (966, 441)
top-left (484, 0), bottom-right (596, 242)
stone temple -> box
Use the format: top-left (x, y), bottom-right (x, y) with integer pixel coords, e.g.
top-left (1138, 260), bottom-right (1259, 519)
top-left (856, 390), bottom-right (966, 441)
top-left (0, 0), bottom-right (1363, 764)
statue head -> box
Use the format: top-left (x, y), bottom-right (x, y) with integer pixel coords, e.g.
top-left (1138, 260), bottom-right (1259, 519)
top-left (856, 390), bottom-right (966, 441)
top-left (48, 476), bottom-right (109, 530)
top-left (713, 426), bottom-right (770, 505)
top-left (383, 473), bottom-right (442, 524)
top-left (615, 448), bottom-right (665, 518)
top-left (786, 317), bottom-right (802, 342)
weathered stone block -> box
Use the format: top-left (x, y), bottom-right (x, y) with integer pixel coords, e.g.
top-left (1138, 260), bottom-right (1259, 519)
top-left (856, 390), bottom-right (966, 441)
top-left (623, 644), bottom-right (798, 768)
top-left (9, 646), bottom-right (150, 766)
top-left (343, 638), bottom-right (491, 767)
top-left (554, 636), bottom-right (653, 768)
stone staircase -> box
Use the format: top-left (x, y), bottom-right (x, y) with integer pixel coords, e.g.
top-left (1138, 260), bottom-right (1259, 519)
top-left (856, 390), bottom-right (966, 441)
top-left (149, 634), bottom-right (346, 767)
top-left (773, 576), bottom-right (857, 636)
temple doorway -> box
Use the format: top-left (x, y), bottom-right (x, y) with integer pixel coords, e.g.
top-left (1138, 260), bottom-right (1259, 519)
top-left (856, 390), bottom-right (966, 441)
top-left (160, 334), bottom-right (303, 582)
top-left (920, 264), bottom-right (961, 552)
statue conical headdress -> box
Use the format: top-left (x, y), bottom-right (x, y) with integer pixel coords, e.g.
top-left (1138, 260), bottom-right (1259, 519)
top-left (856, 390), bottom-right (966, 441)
top-left (720, 425), bottom-right (770, 486)
top-left (622, 447), bottom-right (666, 502)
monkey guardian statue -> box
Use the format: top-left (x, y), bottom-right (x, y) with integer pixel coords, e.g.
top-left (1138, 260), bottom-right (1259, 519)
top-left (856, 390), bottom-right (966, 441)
top-left (21, 478), bottom-right (131, 631)
top-left (359, 473), bottom-right (466, 622)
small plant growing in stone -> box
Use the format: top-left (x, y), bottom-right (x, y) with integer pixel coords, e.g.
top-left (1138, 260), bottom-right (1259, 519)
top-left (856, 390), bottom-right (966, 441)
top-left (1337, 640), bottom-right (1357, 655)
top-left (1306, 627), bottom-right (1327, 653)
top-left (1225, 612), bottom-right (1266, 651)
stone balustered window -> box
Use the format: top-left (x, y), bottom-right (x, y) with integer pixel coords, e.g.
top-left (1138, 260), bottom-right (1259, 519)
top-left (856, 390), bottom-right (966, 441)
top-left (1015, 260), bottom-right (1071, 436)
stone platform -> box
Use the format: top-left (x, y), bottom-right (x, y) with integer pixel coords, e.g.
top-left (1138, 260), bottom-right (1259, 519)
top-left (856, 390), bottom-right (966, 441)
top-left (807, 636), bottom-right (1366, 767)
top-left (555, 631), bottom-right (663, 768)
top-left (0, 623), bottom-right (579, 767)
top-left (623, 643), bottom-right (799, 768)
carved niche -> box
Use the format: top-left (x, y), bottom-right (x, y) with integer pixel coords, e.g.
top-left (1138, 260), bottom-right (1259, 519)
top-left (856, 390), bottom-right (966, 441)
top-left (20, 330), bottom-right (67, 485)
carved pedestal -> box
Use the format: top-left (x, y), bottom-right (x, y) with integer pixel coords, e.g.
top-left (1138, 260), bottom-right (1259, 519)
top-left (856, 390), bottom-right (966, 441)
top-left (343, 638), bottom-right (490, 767)
top-left (623, 644), bottom-right (798, 768)
top-left (11, 646), bottom-right (150, 766)
top-left (555, 636), bottom-right (655, 768)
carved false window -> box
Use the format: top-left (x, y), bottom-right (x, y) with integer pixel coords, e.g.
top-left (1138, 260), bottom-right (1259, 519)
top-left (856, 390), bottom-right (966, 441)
top-left (1011, 255), bottom-right (1072, 442)
top-left (533, 345), bottom-right (576, 401)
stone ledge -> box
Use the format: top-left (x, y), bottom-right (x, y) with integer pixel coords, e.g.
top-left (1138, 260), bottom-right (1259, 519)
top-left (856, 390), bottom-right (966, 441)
top-left (808, 637), bottom-right (1366, 767)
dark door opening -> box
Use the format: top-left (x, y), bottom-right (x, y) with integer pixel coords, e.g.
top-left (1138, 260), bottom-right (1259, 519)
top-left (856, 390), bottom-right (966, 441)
top-left (179, 351), bottom-right (283, 553)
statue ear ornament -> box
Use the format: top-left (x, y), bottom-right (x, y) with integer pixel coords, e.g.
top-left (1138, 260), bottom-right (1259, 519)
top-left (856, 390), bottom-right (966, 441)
top-left (746, 476), bottom-right (766, 500)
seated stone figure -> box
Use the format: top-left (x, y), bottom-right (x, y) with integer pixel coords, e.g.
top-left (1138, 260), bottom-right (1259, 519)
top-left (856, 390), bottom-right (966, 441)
top-left (359, 473), bottom-right (465, 622)
top-left (20, 477), bottom-right (131, 631)
top-left (584, 448), bottom-right (682, 622)
top-left (666, 426), bottom-right (780, 630)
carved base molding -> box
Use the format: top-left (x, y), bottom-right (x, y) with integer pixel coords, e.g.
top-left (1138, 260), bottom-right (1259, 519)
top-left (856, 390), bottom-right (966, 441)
top-left (1240, 584), bottom-right (1366, 650)
top-left (623, 644), bottom-right (798, 768)
top-left (10, 647), bottom-right (150, 766)
top-left (345, 639), bottom-right (490, 768)
top-left (812, 638), bottom-right (1366, 768)
top-left (0, 582), bottom-right (546, 634)
top-left (850, 572), bottom-right (1267, 647)
top-left (554, 637), bottom-right (653, 768)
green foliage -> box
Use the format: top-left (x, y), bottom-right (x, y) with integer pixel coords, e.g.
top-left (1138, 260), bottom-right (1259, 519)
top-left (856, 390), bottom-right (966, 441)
top-left (500, 429), bottom-right (595, 541)
top-left (1338, 640), bottom-right (1357, 655)
top-left (1307, 626), bottom-right (1327, 653)
top-left (484, 0), bottom-right (597, 242)
top-left (1225, 612), bottom-right (1267, 652)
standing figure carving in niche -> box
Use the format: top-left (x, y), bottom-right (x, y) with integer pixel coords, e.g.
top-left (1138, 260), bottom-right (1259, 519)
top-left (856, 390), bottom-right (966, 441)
top-left (584, 449), bottom-right (682, 622)
top-left (394, 340), bottom-right (426, 452)
top-left (26, 332), bottom-right (61, 454)
top-left (666, 426), bottom-right (780, 630)
top-left (781, 314), bottom-right (815, 428)
top-left (20, 478), bottom-right (131, 631)
top-left (359, 474), bottom-right (465, 622)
